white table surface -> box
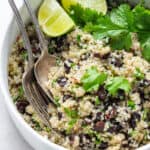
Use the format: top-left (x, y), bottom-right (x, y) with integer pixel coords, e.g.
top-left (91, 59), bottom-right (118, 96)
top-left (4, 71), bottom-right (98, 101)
top-left (0, 1), bottom-right (33, 150)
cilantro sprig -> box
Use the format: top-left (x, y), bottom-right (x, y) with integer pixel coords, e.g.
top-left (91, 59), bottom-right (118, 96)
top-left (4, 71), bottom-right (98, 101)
top-left (106, 76), bottom-right (131, 96)
top-left (70, 4), bottom-right (150, 61)
top-left (81, 66), bottom-right (107, 92)
top-left (127, 100), bottom-right (136, 110)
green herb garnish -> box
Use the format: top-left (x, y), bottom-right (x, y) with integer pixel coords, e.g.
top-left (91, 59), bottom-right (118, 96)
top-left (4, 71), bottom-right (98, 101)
top-left (64, 108), bottom-right (78, 118)
top-left (21, 51), bottom-right (28, 60)
top-left (106, 76), bottom-right (131, 95)
top-left (95, 96), bottom-right (101, 105)
top-left (54, 96), bottom-right (60, 107)
top-left (85, 128), bottom-right (102, 145)
top-left (127, 100), bottom-right (136, 110)
top-left (143, 108), bottom-right (149, 121)
top-left (76, 34), bottom-right (81, 43)
top-left (81, 66), bottom-right (107, 92)
top-left (134, 68), bottom-right (145, 80)
top-left (70, 4), bottom-right (150, 61)
top-left (13, 86), bottom-right (24, 102)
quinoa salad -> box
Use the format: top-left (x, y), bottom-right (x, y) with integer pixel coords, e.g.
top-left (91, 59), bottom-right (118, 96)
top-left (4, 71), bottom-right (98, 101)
top-left (8, 1), bottom-right (150, 150)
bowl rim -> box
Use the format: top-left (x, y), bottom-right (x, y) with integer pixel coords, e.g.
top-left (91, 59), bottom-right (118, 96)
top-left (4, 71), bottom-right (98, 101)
top-left (0, 1), bottom-right (150, 150)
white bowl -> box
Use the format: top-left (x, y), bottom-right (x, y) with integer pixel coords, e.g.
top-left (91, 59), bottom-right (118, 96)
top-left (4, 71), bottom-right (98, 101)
top-left (0, 1), bottom-right (149, 150)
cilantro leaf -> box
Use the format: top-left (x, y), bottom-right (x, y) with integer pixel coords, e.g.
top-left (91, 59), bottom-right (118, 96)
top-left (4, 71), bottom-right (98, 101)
top-left (133, 5), bottom-right (150, 61)
top-left (133, 5), bottom-right (150, 31)
top-left (81, 66), bottom-right (107, 92)
top-left (127, 100), bottom-right (136, 110)
top-left (64, 108), bottom-right (78, 118)
top-left (110, 4), bottom-right (134, 29)
top-left (134, 68), bottom-right (145, 79)
top-left (95, 96), bottom-right (101, 105)
top-left (70, 4), bottom-right (102, 28)
top-left (110, 32), bottom-right (132, 50)
top-left (106, 76), bottom-right (131, 95)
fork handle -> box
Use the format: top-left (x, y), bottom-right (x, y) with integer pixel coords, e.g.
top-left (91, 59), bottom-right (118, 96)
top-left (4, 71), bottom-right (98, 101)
top-left (24, 0), bottom-right (48, 53)
top-left (8, 0), bottom-right (34, 68)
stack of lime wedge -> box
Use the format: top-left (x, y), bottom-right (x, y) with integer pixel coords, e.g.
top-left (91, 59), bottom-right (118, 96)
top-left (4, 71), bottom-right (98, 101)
top-left (38, 0), bottom-right (107, 37)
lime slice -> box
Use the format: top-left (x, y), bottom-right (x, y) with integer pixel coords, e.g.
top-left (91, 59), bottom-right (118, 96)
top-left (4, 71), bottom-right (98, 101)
top-left (38, 0), bottom-right (75, 37)
top-left (61, 0), bottom-right (107, 14)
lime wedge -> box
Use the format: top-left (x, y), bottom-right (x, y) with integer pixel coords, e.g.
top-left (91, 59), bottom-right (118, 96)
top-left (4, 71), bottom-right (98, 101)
top-left (38, 0), bottom-right (75, 37)
top-left (61, 0), bottom-right (107, 14)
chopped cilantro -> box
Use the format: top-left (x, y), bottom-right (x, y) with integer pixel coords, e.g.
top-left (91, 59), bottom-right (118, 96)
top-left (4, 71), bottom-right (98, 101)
top-left (44, 127), bottom-right (51, 133)
top-left (13, 86), bottom-right (24, 102)
top-left (95, 96), bottom-right (101, 105)
top-left (21, 51), bottom-right (28, 60)
top-left (85, 128), bottom-right (101, 145)
top-left (76, 34), bottom-right (81, 43)
top-left (54, 96), bottom-right (60, 107)
top-left (70, 4), bottom-right (102, 28)
top-left (81, 66), bottom-right (107, 92)
top-left (127, 100), bottom-right (136, 110)
top-left (129, 130), bottom-right (137, 137)
top-left (51, 79), bottom-right (56, 88)
top-left (106, 76), bottom-right (131, 95)
top-left (70, 4), bottom-right (150, 61)
top-left (143, 108), bottom-right (149, 120)
top-left (64, 108), bottom-right (78, 118)
top-left (134, 68), bottom-right (145, 79)
top-left (66, 119), bottom-right (77, 134)
top-left (56, 57), bottom-right (61, 66)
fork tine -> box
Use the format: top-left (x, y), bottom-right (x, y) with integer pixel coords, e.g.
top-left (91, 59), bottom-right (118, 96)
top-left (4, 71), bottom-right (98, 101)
top-left (8, 0), bottom-right (34, 68)
top-left (23, 0), bottom-right (48, 51)
top-left (31, 82), bottom-right (51, 127)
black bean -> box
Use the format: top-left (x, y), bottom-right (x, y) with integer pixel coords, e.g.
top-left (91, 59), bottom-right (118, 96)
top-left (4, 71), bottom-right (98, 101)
top-left (94, 53), bottom-right (101, 58)
top-left (95, 112), bottom-right (102, 122)
top-left (57, 76), bottom-right (68, 87)
top-left (129, 112), bottom-right (141, 129)
top-left (102, 53), bottom-right (111, 59)
top-left (64, 59), bottom-right (74, 74)
top-left (110, 57), bottom-right (123, 67)
top-left (97, 86), bottom-right (107, 101)
top-left (16, 100), bottom-right (29, 114)
top-left (132, 112), bottom-right (141, 121)
top-left (63, 94), bottom-right (72, 102)
top-left (99, 141), bottom-right (108, 149)
top-left (103, 100), bottom-right (112, 110)
top-left (80, 53), bottom-right (90, 60)
top-left (94, 53), bottom-right (110, 59)
top-left (129, 118), bottom-right (136, 129)
top-left (93, 121), bottom-right (105, 132)
top-left (108, 122), bottom-right (123, 133)
top-left (58, 112), bottom-right (62, 120)
top-left (117, 90), bottom-right (126, 100)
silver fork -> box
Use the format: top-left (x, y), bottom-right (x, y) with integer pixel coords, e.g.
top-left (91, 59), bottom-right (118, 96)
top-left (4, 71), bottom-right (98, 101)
top-left (8, 0), bottom-right (51, 127)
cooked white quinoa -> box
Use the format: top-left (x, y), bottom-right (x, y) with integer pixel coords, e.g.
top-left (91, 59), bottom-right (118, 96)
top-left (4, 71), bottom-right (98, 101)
top-left (8, 24), bottom-right (150, 150)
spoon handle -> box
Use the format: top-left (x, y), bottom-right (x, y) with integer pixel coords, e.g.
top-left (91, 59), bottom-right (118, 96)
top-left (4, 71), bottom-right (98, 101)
top-left (24, 0), bottom-right (48, 52)
top-left (8, 0), bottom-right (34, 68)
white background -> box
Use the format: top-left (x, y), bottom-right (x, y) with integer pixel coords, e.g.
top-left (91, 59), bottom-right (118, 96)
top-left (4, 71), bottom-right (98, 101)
top-left (0, 1), bottom-right (33, 150)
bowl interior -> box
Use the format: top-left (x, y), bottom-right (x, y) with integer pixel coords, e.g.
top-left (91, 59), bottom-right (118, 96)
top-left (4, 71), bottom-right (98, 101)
top-left (0, 1), bottom-right (150, 150)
